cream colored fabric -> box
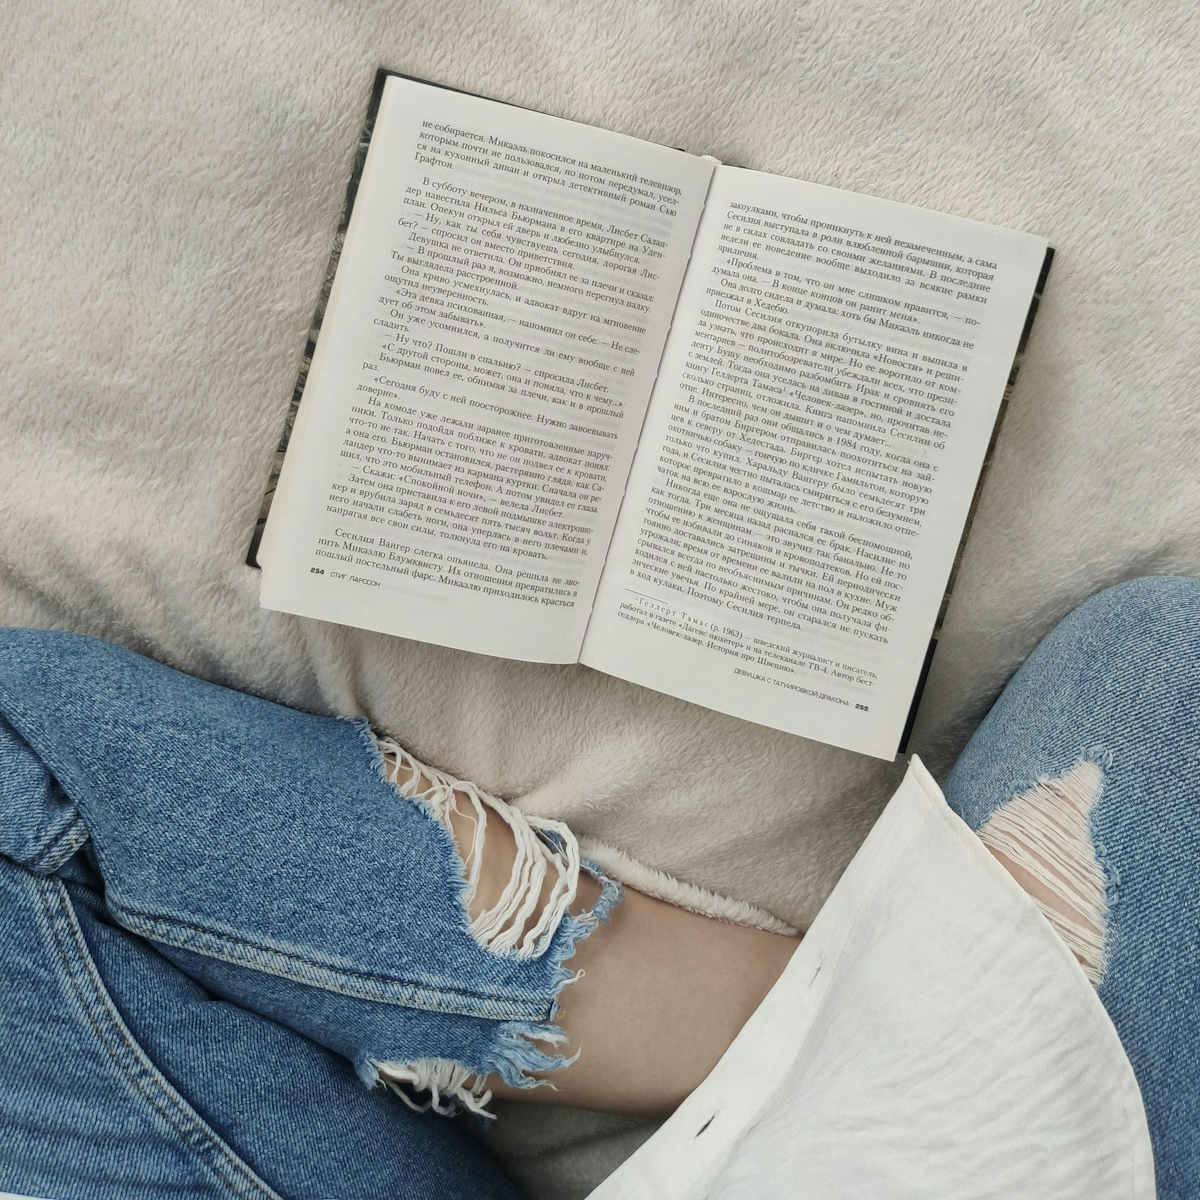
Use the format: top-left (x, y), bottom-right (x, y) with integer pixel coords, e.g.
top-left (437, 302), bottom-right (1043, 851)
top-left (592, 758), bottom-right (1153, 1200)
top-left (3, 4), bottom-right (1196, 1194)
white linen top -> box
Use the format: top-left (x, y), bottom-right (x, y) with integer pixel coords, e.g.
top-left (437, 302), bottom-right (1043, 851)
top-left (590, 756), bottom-right (1154, 1200)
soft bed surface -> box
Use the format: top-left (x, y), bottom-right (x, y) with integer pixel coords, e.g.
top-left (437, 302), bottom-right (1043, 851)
top-left (3, 2), bottom-right (1199, 1194)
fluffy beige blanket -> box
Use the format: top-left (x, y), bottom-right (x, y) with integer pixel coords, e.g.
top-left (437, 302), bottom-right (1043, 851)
top-left (4, 2), bottom-right (1198, 1194)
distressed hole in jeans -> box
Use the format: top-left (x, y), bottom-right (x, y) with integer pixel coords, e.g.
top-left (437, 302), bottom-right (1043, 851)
top-left (978, 758), bottom-right (1109, 985)
top-left (373, 735), bottom-right (581, 959)
top-left (367, 733), bottom-right (621, 1117)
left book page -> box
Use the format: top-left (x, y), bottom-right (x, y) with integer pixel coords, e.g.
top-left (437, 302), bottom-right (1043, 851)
top-left (258, 75), bottom-right (713, 662)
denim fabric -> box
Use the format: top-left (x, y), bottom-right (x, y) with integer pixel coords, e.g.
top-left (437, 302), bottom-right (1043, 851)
top-left (0, 855), bottom-right (518, 1198)
top-left (0, 627), bottom-right (617, 1197)
top-left (944, 576), bottom-right (1200, 1200)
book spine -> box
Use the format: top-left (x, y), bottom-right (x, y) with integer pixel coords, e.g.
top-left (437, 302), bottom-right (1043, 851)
top-left (245, 71), bottom-right (390, 568)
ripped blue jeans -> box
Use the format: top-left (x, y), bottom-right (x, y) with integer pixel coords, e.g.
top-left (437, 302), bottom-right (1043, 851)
top-left (4, 577), bottom-right (1199, 1197)
top-left (0, 627), bottom-right (619, 1199)
top-left (945, 576), bottom-right (1200, 1200)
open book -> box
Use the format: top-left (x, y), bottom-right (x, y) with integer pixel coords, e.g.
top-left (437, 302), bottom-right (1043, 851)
top-left (255, 71), bottom-right (1052, 760)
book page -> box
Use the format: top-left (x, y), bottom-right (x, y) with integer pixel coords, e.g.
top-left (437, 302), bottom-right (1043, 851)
top-left (259, 75), bottom-right (713, 662)
top-left (581, 167), bottom-right (1048, 757)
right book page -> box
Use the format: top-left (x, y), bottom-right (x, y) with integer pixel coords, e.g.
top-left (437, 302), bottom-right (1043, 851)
top-left (580, 166), bottom-right (1048, 758)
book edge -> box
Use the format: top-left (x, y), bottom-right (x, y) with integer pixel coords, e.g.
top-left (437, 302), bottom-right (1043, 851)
top-left (246, 68), bottom-right (392, 568)
top-left (896, 244), bottom-right (1056, 754)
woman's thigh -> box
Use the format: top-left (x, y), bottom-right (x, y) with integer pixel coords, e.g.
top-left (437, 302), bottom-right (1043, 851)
top-left (0, 851), bottom-right (520, 1199)
top-left (0, 624), bottom-right (535, 1198)
top-left (944, 576), bottom-right (1200, 1199)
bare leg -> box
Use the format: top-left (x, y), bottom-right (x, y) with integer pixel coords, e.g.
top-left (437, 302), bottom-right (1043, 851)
top-left (385, 752), bottom-right (799, 1118)
top-left (976, 761), bottom-right (1109, 985)
top-left (387, 743), bottom-right (1120, 1122)
top-left (505, 882), bottom-right (796, 1116)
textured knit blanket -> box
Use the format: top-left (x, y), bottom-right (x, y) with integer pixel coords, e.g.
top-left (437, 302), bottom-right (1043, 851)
top-left (4, 2), bottom-right (1198, 1194)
